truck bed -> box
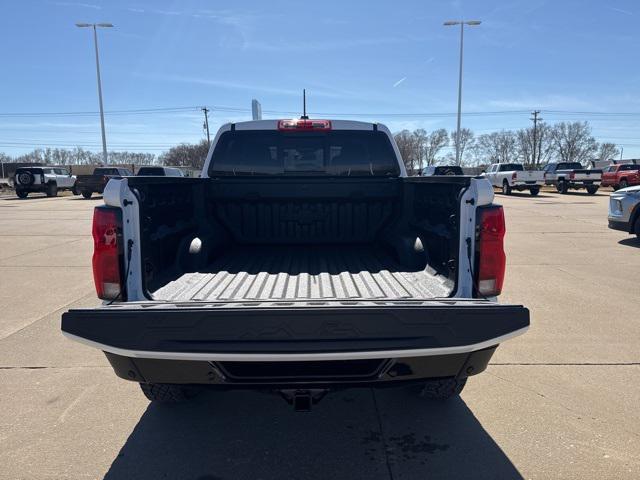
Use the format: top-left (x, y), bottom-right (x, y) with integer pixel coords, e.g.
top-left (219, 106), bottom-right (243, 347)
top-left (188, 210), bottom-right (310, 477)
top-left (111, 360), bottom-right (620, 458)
top-left (152, 245), bottom-right (451, 302)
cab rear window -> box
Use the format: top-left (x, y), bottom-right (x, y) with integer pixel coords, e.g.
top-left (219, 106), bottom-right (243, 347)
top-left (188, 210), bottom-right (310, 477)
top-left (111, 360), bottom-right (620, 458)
top-left (209, 130), bottom-right (400, 177)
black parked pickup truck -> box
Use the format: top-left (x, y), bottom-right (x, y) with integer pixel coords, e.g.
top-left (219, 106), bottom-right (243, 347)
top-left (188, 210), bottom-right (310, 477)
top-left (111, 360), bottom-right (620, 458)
top-left (62, 119), bottom-right (529, 411)
top-left (75, 167), bottom-right (133, 199)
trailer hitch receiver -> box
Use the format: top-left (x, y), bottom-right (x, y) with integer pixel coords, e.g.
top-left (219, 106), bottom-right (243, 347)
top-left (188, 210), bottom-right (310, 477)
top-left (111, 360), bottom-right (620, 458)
top-left (279, 389), bottom-right (328, 412)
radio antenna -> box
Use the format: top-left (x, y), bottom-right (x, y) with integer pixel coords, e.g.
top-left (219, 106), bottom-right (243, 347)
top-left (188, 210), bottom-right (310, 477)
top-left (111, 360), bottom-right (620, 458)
top-left (301, 89), bottom-right (309, 119)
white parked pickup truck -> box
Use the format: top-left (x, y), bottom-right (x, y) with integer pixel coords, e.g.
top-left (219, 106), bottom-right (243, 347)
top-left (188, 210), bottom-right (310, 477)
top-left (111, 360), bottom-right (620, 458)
top-left (483, 163), bottom-right (544, 196)
top-left (61, 118), bottom-right (529, 411)
top-left (543, 162), bottom-right (602, 194)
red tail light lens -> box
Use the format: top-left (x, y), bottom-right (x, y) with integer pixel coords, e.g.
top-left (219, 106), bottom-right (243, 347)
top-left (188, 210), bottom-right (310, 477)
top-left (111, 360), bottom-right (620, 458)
top-left (278, 119), bottom-right (331, 131)
top-left (512, 172), bottom-right (517, 180)
top-left (476, 205), bottom-right (506, 297)
top-left (569, 172), bottom-right (575, 180)
top-left (92, 207), bottom-right (123, 300)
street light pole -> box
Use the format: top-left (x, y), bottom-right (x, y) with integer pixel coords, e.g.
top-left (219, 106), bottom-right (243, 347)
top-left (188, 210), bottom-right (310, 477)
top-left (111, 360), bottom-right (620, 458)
top-left (76, 22), bottom-right (113, 164)
top-left (444, 20), bottom-right (481, 166)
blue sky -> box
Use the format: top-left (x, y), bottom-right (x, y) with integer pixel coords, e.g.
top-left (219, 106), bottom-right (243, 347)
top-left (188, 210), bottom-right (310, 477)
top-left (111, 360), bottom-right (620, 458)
top-left (2, 0), bottom-right (640, 158)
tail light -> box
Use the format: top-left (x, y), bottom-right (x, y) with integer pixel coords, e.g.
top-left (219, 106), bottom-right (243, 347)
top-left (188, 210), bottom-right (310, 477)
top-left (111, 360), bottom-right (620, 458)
top-left (278, 119), bottom-right (331, 131)
top-left (92, 206), bottom-right (124, 300)
top-left (569, 172), bottom-right (575, 180)
top-left (543, 172), bottom-right (547, 179)
top-left (476, 205), bottom-right (506, 297)
top-left (512, 172), bottom-right (517, 180)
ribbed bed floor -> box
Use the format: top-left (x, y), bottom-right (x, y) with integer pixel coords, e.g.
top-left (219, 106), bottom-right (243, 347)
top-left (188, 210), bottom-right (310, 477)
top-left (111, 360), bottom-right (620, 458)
top-left (153, 245), bottom-right (451, 302)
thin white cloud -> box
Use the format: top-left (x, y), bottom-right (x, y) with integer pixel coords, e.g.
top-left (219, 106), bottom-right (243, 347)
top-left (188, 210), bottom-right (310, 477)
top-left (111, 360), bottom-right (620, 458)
top-left (149, 9), bottom-right (182, 16)
top-left (483, 94), bottom-right (593, 110)
top-left (393, 77), bottom-right (407, 88)
top-left (609, 7), bottom-right (633, 15)
top-left (51, 1), bottom-right (101, 9)
top-left (244, 36), bottom-right (406, 53)
top-left (127, 8), bottom-right (145, 13)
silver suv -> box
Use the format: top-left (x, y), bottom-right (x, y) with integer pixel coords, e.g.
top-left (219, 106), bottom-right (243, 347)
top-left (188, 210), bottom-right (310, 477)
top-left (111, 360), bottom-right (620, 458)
top-left (608, 185), bottom-right (640, 239)
top-left (14, 167), bottom-right (77, 198)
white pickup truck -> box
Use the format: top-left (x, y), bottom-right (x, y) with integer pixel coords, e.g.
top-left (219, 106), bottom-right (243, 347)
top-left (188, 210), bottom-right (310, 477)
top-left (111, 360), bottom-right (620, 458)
top-left (61, 118), bottom-right (529, 411)
top-left (543, 162), bottom-right (602, 194)
top-left (483, 163), bottom-right (544, 196)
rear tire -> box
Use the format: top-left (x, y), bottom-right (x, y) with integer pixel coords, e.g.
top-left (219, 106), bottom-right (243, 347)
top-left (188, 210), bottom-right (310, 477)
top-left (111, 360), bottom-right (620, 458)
top-left (502, 181), bottom-right (512, 195)
top-left (46, 183), bottom-right (58, 197)
top-left (415, 377), bottom-right (467, 400)
top-left (139, 383), bottom-right (202, 404)
top-left (72, 186), bottom-right (79, 196)
top-left (557, 180), bottom-right (568, 194)
top-left (81, 190), bottom-right (93, 199)
top-left (634, 217), bottom-right (640, 239)
top-left (16, 190), bottom-right (28, 199)
top-left (530, 186), bottom-right (540, 196)
top-left (620, 179), bottom-right (629, 189)
top-left (586, 185), bottom-right (599, 195)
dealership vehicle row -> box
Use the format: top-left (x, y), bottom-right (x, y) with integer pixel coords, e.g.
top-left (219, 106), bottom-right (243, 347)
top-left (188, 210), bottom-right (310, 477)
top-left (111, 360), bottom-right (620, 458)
top-left (1, 188), bottom-right (638, 479)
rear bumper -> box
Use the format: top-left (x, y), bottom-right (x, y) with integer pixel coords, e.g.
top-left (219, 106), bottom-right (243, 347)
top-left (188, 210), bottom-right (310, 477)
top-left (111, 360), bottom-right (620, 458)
top-left (608, 219), bottom-right (631, 233)
top-left (103, 346), bottom-right (499, 387)
top-left (568, 180), bottom-right (600, 188)
top-left (62, 301), bottom-right (529, 384)
top-left (15, 185), bottom-right (46, 192)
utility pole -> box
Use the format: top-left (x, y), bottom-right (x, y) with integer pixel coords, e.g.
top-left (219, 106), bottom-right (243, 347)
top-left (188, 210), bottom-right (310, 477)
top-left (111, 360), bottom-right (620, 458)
top-left (76, 23), bottom-right (113, 164)
top-left (443, 20), bottom-right (481, 166)
top-left (530, 110), bottom-right (542, 166)
top-left (202, 107), bottom-right (211, 146)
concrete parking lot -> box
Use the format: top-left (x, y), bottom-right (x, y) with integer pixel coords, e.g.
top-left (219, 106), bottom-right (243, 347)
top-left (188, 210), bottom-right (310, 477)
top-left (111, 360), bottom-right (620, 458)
top-left (1, 189), bottom-right (639, 479)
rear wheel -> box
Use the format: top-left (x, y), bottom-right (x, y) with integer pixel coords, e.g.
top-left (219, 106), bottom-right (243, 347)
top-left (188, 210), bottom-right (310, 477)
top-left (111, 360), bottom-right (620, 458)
top-left (16, 190), bottom-right (28, 199)
top-left (530, 186), bottom-right (540, 196)
top-left (414, 377), bottom-right (467, 400)
top-left (586, 185), bottom-right (599, 195)
top-left (72, 186), bottom-right (79, 196)
top-left (634, 217), bottom-right (640, 239)
top-left (502, 181), bottom-right (512, 195)
top-left (81, 190), bottom-right (93, 199)
top-left (620, 179), bottom-right (629, 189)
top-left (557, 180), bottom-right (568, 194)
top-left (139, 383), bottom-right (202, 404)
top-left (46, 183), bottom-right (58, 197)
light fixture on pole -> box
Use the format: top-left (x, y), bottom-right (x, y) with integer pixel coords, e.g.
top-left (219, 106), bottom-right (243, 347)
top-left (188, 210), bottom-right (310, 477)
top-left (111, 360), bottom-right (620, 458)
top-left (76, 22), bottom-right (113, 164)
top-left (444, 19), bottom-right (481, 166)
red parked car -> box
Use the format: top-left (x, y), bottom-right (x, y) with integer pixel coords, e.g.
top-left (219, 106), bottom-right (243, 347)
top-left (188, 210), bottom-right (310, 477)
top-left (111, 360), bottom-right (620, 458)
top-left (601, 164), bottom-right (640, 190)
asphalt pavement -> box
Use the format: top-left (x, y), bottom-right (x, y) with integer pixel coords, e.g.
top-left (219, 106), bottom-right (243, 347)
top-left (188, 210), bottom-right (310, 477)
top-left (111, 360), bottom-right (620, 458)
top-left (0, 189), bottom-right (639, 479)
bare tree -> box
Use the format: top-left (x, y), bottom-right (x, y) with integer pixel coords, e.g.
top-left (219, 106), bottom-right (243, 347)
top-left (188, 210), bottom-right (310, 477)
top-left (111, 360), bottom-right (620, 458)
top-left (476, 130), bottom-right (518, 164)
top-left (596, 142), bottom-right (620, 161)
top-left (449, 128), bottom-right (475, 165)
top-left (516, 123), bottom-right (555, 167)
top-left (423, 129), bottom-right (449, 166)
top-left (159, 140), bottom-right (210, 169)
top-left (394, 130), bottom-right (422, 174)
top-left (551, 122), bottom-right (598, 163)
top-left (412, 129), bottom-right (428, 171)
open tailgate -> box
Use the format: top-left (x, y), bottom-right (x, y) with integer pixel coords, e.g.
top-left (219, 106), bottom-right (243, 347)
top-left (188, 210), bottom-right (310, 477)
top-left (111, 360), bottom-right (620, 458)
top-left (62, 300), bottom-right (529, 360)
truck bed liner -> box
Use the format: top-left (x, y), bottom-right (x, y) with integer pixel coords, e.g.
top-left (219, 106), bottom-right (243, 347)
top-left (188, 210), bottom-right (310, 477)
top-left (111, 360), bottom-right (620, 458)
top-left (153, 245), bottom-right (451, 302)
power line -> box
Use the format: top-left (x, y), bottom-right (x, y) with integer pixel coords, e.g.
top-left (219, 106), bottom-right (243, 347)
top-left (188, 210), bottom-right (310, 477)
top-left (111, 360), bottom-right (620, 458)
top-left (4, 105), bottom-right (640, 119)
